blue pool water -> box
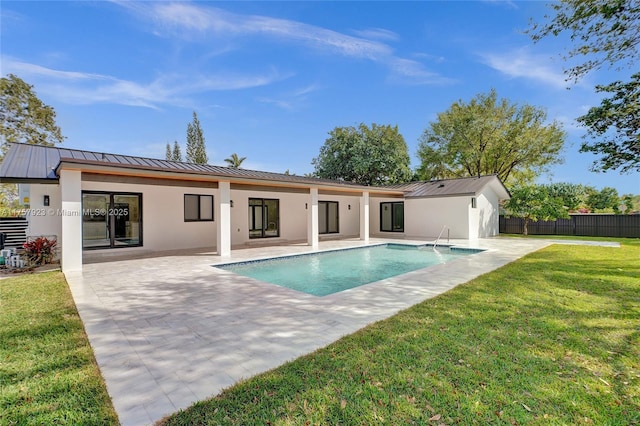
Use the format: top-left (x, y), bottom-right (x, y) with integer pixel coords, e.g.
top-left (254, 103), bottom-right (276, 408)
top-left (216, 244), bottom-right (482, 296)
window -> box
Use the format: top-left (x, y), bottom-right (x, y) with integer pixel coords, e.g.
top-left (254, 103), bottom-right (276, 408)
top-left (249, 198), bottom-right (279, 238)
top-left (471, 197), bottom-right (477, 208)
top-left (380, 202), bottom-right (404, 232)
top-left (82, 191), bottom-right (142, 249)
top-left (184, 194), bottom-right (213, 221)
top-left (319, 201), bottom-right (339, 234)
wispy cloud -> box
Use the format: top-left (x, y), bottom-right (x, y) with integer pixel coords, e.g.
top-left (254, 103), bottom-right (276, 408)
top-left (258, 83), bottom-right (322, 111)
top-left (479, 47), bottom-right (568, 89)
top-left (121, 2), bottom-right (448, 85)
top-left (2, 56), bottom-right (287, 108)
top-left (351, 28), bottom-right (400, 42)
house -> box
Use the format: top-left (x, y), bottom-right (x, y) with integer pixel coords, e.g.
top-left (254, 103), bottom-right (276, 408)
top-left (0, 143), bottom-right (510, 273)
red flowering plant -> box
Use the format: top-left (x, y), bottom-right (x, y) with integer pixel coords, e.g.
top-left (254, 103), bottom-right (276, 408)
top-left (23, 237), bottom-right (57, 266)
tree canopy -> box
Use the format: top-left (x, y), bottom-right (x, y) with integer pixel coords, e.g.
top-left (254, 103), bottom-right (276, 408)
top-left (186, 111), bottom-right (208, 164)
top-left (503, 185), bottom-right (569, 235)
top-left (416, 90), bottom-right (566, 187)
top-left (0, 74), bottom-right (64, 160)
top-left (312, 123), bottom-right (412, 186)
top-left (224, 153), bottom-right (246, 169)
top-left (528, 0), bottom-right (640, 173)
top-left (528, 0), bottom-right (640, 81)
top-left (577, 73), bottom-right (640, 173)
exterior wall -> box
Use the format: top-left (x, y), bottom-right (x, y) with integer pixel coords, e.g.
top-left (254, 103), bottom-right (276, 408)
top-left (369, 197), bottom-right (406, 238)
top-left (476, 187), bottom-right (501, 237)
top-left (405, 196), bottom-right (472, 239)
top-left (319, 195), bottom-right (361, 239)
top-left (25, 183), bottom-right (62, 240)
top-left (228, 189), bottom-right (308, 246)
top-left (82, 180), bottom-right (217, 253)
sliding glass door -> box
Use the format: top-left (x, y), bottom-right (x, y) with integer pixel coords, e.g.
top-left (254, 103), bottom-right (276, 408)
top-left (249, 198), bottom-right (279, 238)
top-left (82, 191), bottom-right (142, 249)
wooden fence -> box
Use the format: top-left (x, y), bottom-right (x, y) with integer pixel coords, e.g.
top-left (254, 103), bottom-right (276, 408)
top-left (499, 214), bottom-right (640, 238)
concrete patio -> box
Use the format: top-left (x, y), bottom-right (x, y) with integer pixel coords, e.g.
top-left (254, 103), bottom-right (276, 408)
top-left (66, 237), bottom-right (560, 425)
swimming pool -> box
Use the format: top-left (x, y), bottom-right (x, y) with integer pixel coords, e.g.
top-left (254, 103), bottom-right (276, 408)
top-left (216, 244), bottom-right (482, 296)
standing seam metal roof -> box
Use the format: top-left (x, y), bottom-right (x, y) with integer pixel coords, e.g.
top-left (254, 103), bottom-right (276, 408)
top-left (0, 143), bottom-right (394, 191)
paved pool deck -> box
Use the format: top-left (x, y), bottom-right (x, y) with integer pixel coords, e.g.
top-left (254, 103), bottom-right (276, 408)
top-left (64, 237), bottom-right (617, 425)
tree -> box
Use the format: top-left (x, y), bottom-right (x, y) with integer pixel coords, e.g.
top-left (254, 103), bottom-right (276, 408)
top-left (528, 0), bottom-right (640, 172)
top-left (504, 185), bottom-right (569, 236)
top-left (224, 153), bottom-right (246, 168)
top-left (577, 73), bottom-right (640, 173)
top-left (416, 90), bottom-right (566, 187)
top-left (172, 141), bottom-right (182, 162)
top-left (186, 111), bottom-right (207, 164)
top-left (312, 123), bottom-right (412, 186)
top-left (586, 186), bottom-right (620, 213)
top-left (165, 141), bottom-right (183, 161)
top-left (0, 74), bottom-right (64, 160)
top-left (542, 182), bottom-right (588, 211)
top-left (528, 0), bottom-right (640, 82)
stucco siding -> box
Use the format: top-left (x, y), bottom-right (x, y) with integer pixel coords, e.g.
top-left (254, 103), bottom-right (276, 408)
top-left (25, 183), bottom-right (63, 240)
top-left (82, 180), bottom-right (217, 252)
top-left (476, 188), bottom-right (500, 237)
top-left (405, 196), bottom-right (471, 239)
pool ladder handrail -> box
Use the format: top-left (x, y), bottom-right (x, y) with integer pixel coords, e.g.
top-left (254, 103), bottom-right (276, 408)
top-left (433, 225), bottom-right (449, 250)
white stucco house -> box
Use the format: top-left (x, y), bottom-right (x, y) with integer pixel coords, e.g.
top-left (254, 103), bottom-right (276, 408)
top-left (0, 143), bottom-right (510, 273)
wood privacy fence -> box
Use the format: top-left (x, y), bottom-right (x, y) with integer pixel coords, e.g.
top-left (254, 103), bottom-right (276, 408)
top-left (499, 214), bottom-right (640, 238)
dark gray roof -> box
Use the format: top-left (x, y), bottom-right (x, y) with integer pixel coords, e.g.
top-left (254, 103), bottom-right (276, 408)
top-left (385, 175), bottom-right (510, 199)
top-left (0, 143), bottom-right (392, 191)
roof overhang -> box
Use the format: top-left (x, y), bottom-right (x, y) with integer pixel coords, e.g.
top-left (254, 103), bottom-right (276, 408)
top-left (56, 160), bottom-right (406, 196)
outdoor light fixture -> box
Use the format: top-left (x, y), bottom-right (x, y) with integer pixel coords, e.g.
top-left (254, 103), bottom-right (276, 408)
top-left (43, 195), bottom-right (50, 206)
top-left (305, 203), bottom-right (308, 209)
top-left (230, 200), bottom-right (234, 208)
top-left (348, 204), bottom-right (351, 210)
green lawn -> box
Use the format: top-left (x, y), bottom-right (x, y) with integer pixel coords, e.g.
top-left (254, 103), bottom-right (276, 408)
top-left (1, 239), bottom-right (638, 426)
top-left (0, 272), bottom-right (119, 425)
top-left (159, 239), bottom-right (640, 425)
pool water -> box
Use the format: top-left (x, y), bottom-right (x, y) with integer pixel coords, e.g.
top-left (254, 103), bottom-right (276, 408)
top-left (216, 244), bottom-right (481, 296)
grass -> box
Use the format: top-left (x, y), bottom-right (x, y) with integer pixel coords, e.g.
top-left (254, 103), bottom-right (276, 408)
top-left (158, 238), bottom-right (640, 425)
top-left (0, 272), bottom-right (119, 425)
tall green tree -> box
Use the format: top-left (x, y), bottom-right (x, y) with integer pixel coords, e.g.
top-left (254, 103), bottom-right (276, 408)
top-left (165, 143), bottom-right (172, 161)
top-left (224, 153), bottom-right (246, 168)
top-left (528, 0), bottom-right (640, 173)
top-left (165, 141), bottom-right (183, 161)
top-left (186, 111), bottom-right (207, 164)
top-left (504, 185), bottom-right (569, 236)
top-left (312, 123), bottom-right (412, 186)
top-left (577, 74), bottom-right (640, 173)
top-left (416, 90), bottom-right (566, 187)
top-left (172, 140), bottom-right (182, 162)
top-left (0, 74), bottom-right (65, 160)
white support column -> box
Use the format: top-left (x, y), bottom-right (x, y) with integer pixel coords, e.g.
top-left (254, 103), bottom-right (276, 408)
top-left (360, 191), bottom-right (370, 243)
top-left (217, 181), bottom-right (231, 257)
top-left (307, 187), bottom-right (319, 249)
top-left (60, 169), bottom-right (82, 274)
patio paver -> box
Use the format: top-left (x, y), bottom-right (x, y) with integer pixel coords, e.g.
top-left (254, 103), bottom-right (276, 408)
top-left (66, 237), bottom-right (568, 425)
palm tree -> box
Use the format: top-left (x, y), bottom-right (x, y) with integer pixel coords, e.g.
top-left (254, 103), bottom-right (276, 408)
top-left (224, 153), bottom-right (247, 168)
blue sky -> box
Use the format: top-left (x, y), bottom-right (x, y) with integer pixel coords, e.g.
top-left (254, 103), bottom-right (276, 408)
top-left (1, 1), bottom-right (638, 194)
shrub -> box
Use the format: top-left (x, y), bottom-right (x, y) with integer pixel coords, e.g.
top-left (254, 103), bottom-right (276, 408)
top-left (23, 237), bottom-right (57, 266)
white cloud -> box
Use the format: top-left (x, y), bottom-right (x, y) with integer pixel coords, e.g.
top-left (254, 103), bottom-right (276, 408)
top-left (1, 56), bottom-right (287, 108)
top-left (121, 2), bottom-right (448, 85)
top-left (480, 47), bottom-right (568, 89)
top-left (351, 28), bottom-right (400, 42)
